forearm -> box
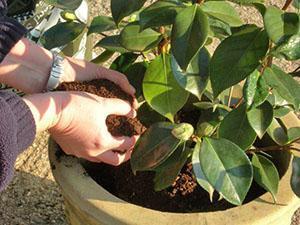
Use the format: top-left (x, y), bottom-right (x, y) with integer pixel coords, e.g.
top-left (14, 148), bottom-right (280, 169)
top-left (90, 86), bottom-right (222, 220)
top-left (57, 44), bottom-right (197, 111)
top-left (23, 93), bottom-right (62, 133)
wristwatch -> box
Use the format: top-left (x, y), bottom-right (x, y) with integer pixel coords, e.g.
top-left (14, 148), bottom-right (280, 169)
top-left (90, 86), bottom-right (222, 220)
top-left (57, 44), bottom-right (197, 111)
top-left (46, 51), bottom-right (64, 91)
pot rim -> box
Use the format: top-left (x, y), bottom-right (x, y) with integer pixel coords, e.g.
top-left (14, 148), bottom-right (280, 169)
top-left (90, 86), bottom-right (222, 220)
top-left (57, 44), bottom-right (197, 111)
top-left (49, 138), bottom-right (300, 225)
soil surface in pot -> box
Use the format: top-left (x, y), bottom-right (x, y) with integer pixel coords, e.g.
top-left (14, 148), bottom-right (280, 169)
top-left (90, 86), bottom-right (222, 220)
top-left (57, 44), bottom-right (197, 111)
top-left (57, 79), bottom-right (266, 213)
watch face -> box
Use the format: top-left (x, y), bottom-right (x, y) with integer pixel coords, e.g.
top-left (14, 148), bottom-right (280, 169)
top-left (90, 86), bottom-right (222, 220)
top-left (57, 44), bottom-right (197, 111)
top-left (7, 0), bottom-right (37, 16)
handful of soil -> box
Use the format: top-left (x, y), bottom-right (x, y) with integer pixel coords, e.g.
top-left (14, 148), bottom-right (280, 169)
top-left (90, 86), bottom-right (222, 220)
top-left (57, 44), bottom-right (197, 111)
top-left (56, 79), bottom-right (146, 137)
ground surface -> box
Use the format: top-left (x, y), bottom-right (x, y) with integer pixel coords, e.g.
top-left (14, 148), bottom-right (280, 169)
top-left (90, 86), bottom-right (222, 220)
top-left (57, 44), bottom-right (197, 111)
top-left (0, 0), bottom-right (299, 224)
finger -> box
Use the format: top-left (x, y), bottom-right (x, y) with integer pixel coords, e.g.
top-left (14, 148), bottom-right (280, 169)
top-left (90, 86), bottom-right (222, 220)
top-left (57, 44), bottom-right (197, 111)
top-left (108, 135), bottom-right (138, 151)
top-left (97, 67), bottom-right (136, 95)
top-left (104, 98), bottom-right (137, 118)
top-left (83, 155), bottom-right (103, 163)
top-left (97, 150), bottom-right (132, 166)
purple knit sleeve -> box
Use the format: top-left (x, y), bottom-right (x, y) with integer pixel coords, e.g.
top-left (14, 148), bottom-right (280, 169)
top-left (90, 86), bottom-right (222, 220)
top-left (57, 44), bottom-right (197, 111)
top-left (0, 91), bottom-right (36, 192)
top-left (0, 0), bottom-right (27, 63)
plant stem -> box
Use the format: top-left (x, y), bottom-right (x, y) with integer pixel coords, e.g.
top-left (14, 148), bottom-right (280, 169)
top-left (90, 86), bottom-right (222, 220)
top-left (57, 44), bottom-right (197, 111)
top-left (227, 87), bottom-right (234, 107)
top-left (100, 32), bottom-right (108, 37)
top-left (233, 97), bottom-right (243, 108)
top-left (282, 0), bottom-right (293, 10)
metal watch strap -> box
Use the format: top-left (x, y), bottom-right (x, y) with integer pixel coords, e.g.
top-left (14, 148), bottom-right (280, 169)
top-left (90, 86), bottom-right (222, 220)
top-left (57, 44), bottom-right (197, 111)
top-left (46, 51), bottom-right (64, 91)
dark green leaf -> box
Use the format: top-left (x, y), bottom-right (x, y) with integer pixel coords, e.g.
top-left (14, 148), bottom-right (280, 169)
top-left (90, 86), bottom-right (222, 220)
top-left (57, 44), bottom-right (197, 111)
top-left (288, 127), bottom-right (300, 143)
top-left (131, 122), bottom-right (181, 173)
top-left (192, 141), bottom-right (214, 201)
top-left (291, 156), bottom-right (300, 197)
top-left (171, 4), bottom-right (209, 70)
top-left (263, 66), bottom-right (300, 111)
top-left (40, 22), bottom-right (85, 50)
top-left (111, 0), bottom-right (146, 25)
top-left (171, 48), bottom-right (210, 100)
top-left (88, 16), bottom-right (117, 35)
top-left (143, 54), bottom-right (189, 122)
top-left (266, 118), bottom-right (288, 145)
top-left (253, 3), bottom-right (266, 16)
top-left (219, 104), bottom-right (257, 150)
top-left (200, 137), bottom-right (253, 205)
top-left (95, 35), bottom-right (129, 53)
top-left (272, 34), bottom-right (300, 61)
top-left (110, 53), bottom-right (139, 73)
top-left (273, 106), bottom-right (292, 118)
top-left (196, 109), bottom-right (224, 137)
top-left (139, 0), bottom-right (184, 30)
top-left (154, 143), bottom-right (191, 191)
top-left (251, 76), bottom-right (269, 108)
top-left (91, 50), bottom-right (114, 64)
top-left (247, 101), bottom-right (273, 138)
top-left (243, 70), bottom-right (260, 107)
top-left (120, 22), bottom-right (163, 52)
top-left (124, 62), bottom-right (148, 102)
top-left (208, 17), bottom-right (232, 40)
top-left (264, 7), bottom-right (299, 44)
top-left (252, 154), bottom-right (279, 203)
top-left (45, 0), bottom-right (82, 10)
top-left (278, 111), bottom-right (300, 143)
top-left (137, 102), bottom-right (165, 127)
top-left (200, 1), bottom-right (243, 27)
top-left (210, 26), bottom-right (269, 97)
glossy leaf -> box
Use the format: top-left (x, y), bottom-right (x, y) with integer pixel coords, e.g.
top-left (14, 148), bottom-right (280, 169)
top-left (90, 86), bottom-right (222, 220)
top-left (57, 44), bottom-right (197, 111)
top-left (273, 106), bottom-right (292, 118)
top-left (272, 34), bottom-right (300, 61)
top-left (143, 54), bottom-right (189, 122)
top-left (95, 35), bottom-right (129, 53)
top-left (131, 122), bottom-right (181, 173)
top-left (252, 154), bottom-right (279, 203)
top-left (208, 17), bottom-right (232, 40)
top-left (243, 70), bottom-right (260, 107)
top-left (251, 76), bottom-right (269, 108)
top-left (45, 0), bottom-right (82, 10)
top-left (171, 4), bottom-right (209, 70)
top-left (88, 16), bottom-right (117, 35)
top-left (266, 118), bottom-right (288, 146)
top-left (171, 48), bottom-right (210, 100)
top-left (293, 0), bottom-right (300, 9)
top-left (287, 127), bottom-right (300, 143)
top-left (154, 143), bottom-right (191, 191)
top-left (264, 7), bottom-right (299, 44)
top-left (230, 0), bottom-right (264, 3)
top-left (263, 66), bottom-right (300, 111)
top-left (40, 22), bottom-right (85, 49)
top-left (110, 53), bottom-right (139, 73)
top-left (124, 62), bottom-right (148, 102)
top-left (120, 22), bottom-right (163, 52)
top-left (192, 141), bottom-right (214, 201)
top-left (137, 102), bottom-right (165, 128)
top-left (291, 156), bottom-right (300, 197)
top-left (210, 26), bottom-right (269, 97)
top-left (200, 137), bottom-right (253, 205)
top-left (200, 1), bottom-right (243, 27)
top-left (247, 101), bottom-right (274, 138)
top-left (91, 50), bottom-right (114, 64)
top-left (219, 104), bottom-right (257, 150)
top-left (139, 0), bottom-right (184, 30)
top-left (111, 0), bottom-right (146, 25)
top-left (196, 109), bottom-right (225, 137)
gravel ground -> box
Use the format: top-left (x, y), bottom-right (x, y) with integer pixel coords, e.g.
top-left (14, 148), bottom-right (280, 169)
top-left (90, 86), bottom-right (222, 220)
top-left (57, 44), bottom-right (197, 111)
top-left (0, 0), bottom-right (299, 225)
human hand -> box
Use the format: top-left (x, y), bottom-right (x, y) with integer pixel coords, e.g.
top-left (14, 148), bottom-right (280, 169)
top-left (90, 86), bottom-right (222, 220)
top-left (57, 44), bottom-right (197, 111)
top-left (23, 91), bottom-right (139, 165)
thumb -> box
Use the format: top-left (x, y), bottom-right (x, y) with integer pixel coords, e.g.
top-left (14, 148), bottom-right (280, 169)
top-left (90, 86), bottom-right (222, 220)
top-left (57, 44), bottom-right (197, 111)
top-left (104, 98), bottom-right (136, 118)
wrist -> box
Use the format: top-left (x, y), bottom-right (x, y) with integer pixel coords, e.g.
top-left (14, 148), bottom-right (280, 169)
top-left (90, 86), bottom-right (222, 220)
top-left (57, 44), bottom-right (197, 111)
top-left (23, 92), bottom-right (63, 133)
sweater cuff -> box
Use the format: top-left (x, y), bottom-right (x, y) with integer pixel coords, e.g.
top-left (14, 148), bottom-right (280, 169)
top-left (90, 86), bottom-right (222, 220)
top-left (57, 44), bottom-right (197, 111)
top-left (0, 16), bottom-right (27, 63)
top-left (1, 91), bottom-right (36, 150)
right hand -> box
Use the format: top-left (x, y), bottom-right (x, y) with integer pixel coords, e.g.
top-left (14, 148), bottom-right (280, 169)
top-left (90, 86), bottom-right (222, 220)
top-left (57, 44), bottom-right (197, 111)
top-left (24, 91), bottom-right (139, 166)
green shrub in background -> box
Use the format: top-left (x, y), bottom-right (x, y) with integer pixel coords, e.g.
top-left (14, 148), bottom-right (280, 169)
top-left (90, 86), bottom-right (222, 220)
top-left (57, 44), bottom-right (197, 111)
top-left (41, 0), bottom-right (300, 206)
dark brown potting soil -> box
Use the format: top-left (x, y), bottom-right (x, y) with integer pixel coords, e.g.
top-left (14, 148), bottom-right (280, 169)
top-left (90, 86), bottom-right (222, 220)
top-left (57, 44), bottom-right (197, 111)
top-left (56, 79), bottom-right (146, 136)
top-left (83, 160), bottom-right (266, 213)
